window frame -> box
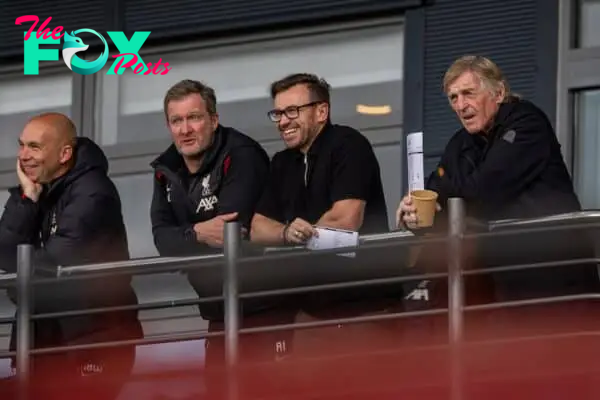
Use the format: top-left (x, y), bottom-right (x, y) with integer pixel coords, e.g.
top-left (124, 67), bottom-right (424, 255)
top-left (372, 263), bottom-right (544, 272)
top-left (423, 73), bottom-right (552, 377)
top-left (84, 16), bottom-right (406, 177)
top-left (556, 0), bottom-right (600, 175)
top-left (0, 62), bottom-right (82, 188)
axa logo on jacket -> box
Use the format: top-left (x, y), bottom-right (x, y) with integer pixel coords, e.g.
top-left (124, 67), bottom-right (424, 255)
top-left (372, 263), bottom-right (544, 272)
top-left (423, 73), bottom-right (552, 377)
top-left (196, 196), bottom-right (219, 212)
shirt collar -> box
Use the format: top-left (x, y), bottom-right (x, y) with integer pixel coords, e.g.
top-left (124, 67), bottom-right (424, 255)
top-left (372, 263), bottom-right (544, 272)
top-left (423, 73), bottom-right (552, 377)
top-left (293, 121), bottom-right (333, 160)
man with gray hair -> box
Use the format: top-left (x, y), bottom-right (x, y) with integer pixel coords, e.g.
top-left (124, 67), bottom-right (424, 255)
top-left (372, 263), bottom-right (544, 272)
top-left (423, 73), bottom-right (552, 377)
top-left (396, 55), bottom-right (598, 309)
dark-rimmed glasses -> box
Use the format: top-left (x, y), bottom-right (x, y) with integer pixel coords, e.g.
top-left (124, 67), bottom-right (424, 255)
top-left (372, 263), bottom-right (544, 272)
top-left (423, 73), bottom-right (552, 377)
top-left (267, 101), bottom-right (323, 122)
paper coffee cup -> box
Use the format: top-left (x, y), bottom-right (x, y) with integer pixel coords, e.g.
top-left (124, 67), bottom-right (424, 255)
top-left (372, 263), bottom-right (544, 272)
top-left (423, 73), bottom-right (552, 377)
top-left (410, 189), bottom-right (439, 228)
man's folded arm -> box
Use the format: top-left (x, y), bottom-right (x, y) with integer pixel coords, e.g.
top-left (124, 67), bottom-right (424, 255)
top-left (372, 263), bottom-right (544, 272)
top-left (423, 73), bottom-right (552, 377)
top-left (150, 176), bottom-right (210, 256)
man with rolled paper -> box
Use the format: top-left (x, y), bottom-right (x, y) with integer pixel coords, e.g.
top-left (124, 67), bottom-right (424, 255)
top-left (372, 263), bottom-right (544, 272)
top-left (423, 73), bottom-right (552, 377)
top-left (396, 55), bottom-right (599, 313)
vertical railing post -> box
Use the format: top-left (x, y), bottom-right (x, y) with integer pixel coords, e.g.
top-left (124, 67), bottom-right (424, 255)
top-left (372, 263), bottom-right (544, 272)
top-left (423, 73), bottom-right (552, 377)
top-left (447, 198), bottom-right (465, 400)
top-left (16, 244), bottom-right (33, 400)
top-left (223, 221), bottom-right (240, 399)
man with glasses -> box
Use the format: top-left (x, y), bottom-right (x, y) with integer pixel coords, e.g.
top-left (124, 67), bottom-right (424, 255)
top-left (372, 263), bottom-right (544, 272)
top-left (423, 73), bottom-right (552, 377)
top-left (250, 73), bottom-right (397, 365)
top-left (250, 73), bottom-right (388, 244)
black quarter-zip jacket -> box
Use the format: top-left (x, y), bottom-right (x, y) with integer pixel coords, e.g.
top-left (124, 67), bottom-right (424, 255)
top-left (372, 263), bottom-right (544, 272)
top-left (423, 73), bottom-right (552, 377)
top-left (150, 125), bottom-right (269, 257)
top-left (150, 125), bottom-right (272, 321)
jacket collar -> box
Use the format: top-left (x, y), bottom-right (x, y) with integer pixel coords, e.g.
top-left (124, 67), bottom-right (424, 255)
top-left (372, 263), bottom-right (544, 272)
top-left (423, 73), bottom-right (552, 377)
top-left (459, 96), bottom-right (522, 149)
top-left (488, 96), bottom-right (522, 138)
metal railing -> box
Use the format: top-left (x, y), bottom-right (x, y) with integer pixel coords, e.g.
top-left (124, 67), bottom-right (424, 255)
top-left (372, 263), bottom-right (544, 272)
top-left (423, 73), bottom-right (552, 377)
top-left (1, 197), bottom-right (600, 400)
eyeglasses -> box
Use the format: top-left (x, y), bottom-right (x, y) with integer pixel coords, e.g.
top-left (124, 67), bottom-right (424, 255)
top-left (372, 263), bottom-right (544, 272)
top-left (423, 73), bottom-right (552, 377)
top-left (267, 101), bottom-right (323, 122)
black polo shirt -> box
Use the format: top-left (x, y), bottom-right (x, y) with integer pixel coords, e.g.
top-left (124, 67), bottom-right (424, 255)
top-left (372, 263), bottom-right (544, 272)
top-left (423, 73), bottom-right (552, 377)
top-left (256, 122), bottom-right (389, 234)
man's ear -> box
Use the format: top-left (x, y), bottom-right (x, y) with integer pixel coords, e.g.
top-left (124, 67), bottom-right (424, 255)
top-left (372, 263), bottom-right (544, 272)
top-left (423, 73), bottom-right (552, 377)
top-left (59, 144), bottom-right (74, 165)
top-left (316, 103), bottom-right (329, 123)
top-left (495, 83), bottom-right (506, 103)
top-left (210, 112), bottom-right (220, 131)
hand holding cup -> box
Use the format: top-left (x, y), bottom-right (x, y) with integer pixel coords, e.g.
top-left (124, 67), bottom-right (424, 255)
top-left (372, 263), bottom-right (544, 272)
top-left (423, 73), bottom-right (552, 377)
top-left (396, 189), bottom-right (440, 229)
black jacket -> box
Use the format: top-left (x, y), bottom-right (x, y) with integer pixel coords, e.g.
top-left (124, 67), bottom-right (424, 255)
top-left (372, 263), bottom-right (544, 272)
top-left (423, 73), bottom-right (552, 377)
top-left (422, 98), bottom-right (599, 301)
top-left (150, 125), bottom-right (269, 256)
top-left (0, 137), bottom-right (141, 350)
top-left (150, 125), bottom-right (271, 321)
top-left (428, 98), bottom-right (581, 221)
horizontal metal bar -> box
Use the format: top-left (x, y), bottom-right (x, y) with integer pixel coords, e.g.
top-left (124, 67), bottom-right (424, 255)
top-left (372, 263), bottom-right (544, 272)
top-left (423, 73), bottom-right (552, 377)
top-left (24, 307), bottom-right (447, 356)
top-left (359, 230), bottom-right (415, 242)
top-left (0, 295), bottom-right (220, 324)
top-left (3, 211), bottom-right (599, 281)
top-left (462, 329), bottom-right (600, 349)
top-left (3, 290), bottom-right (599, 358)
top-left (5, 328), bottom-right (600, 384)
top-left (31, 295), bottom-right (222, 320)
top-left (240, 234), bottom-right (447, 263)
top-left (29, 330), bottom-right (225, 356)
top-left (237, 271), bottom-right (449, 299)
top-left (56, 253), bottom-right (224, 276)
top-left (50, 232), bottom-right (448, 278)
top-left (487, 210), bottom-right (600, 229)
top-left (239, 307), bottom-right (447, 335)
top-left (0, 272), bottom-right (447, 324)
top-left (0, 256), bottom-right (597, 326)
top-left (0, 350), bottom-right (14, 358)
top-left (462, 258), bottom-right (600, 276)
top-left (0, 272), bottom-right (16, 281)
top-left (465, 293), bottom-right (600, 312)
top-left (464, 220), bottom-right (600, 241)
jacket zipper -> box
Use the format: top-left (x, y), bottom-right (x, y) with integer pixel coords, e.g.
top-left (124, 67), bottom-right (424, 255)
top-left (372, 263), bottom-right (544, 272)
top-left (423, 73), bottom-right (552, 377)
top-left (157, 167), bottom-right (196, 210)
top-left (304, 154), bottom-right (308, 186)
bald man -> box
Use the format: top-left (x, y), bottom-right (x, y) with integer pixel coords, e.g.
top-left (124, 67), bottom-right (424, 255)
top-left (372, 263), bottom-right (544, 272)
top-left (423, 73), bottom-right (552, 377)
top-left (0, 113), bottom-right (142, 400)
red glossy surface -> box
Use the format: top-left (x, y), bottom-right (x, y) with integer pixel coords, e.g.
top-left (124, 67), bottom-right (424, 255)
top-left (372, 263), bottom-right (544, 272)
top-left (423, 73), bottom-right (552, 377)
top-left (2, 301), bottom-right (600, 399)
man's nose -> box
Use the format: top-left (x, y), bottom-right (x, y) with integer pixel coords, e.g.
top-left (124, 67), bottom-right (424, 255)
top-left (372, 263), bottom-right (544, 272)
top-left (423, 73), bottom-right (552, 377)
top-left (19, 147), bottom-right (30, 160)
top-left (278, 114), bottom-right (291, 129)
top-left (455, 96), bottom-right (469, 113)
top-left (180, 119), bottom-right (193, 134)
